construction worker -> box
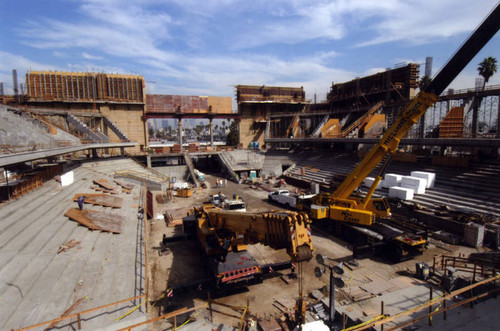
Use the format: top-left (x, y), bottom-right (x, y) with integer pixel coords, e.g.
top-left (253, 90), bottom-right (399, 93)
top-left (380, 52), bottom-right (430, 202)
top-left (77, 195), bottom-right (85, 211)
top-left (160, 234), bottom-right (168, 256)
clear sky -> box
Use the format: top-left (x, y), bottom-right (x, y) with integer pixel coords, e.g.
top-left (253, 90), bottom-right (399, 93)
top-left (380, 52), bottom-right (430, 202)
top-left (1, 0), bottom-right (499, 102)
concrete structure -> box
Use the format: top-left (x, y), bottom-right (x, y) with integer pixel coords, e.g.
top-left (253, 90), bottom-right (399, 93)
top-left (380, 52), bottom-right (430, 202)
top-left (236, 85), bottom-right (307, 149)
top-left (0, 158), bottom-right (153, 330)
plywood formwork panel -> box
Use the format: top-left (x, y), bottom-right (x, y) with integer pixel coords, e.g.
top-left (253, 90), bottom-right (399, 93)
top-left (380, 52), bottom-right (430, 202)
top-left (64, 208), bottom-right (124, 233)
top-left (321, 119), bottom-right (341, 138)
top-left (236, 85), bottom-right (306, 103)
top-left (208, 96), bottom-right (233, 113)
top-left (26, 71), bottom-right (145, 103)
top-left (146, 94), bottom-right (231, 114)
top-left (439, 107), bottom-right (464, 138)
top-left (72, 193), bottom-right (123, 208)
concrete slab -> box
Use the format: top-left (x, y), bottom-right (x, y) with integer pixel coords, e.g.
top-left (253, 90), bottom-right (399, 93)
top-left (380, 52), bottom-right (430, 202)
top-left (0, 159), bottom-right (149, 330)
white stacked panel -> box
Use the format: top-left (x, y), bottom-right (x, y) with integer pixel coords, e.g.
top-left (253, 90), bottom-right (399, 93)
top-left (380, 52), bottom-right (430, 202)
top-left (410, 171), bottom-right (436, 188)
top-left (383, 174), bottom-right (402, 188)
top-left (401, 176), bottom-right (427, 194)
top-left (389, 186), bottom-right (414, 200)
top-left (363, 177), bottom-right (382, 189)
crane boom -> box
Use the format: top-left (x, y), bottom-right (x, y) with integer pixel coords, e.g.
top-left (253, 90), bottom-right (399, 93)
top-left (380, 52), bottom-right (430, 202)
top-left (194, 204), bottom-right (313, 262)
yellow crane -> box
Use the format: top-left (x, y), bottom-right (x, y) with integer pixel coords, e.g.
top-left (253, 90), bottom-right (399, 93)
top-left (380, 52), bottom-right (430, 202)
top-left (311, 3), bottom-right (500, 227)
top-left (189, 204), bottom-right (313, 324)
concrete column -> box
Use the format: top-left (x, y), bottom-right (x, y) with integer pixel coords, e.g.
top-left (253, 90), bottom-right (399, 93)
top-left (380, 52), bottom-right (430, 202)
top-left (146, 155), bottom-right (152, 168)
top-left (472, 96), bottom-right (479, 137)
top-left (178, 118), bottom-right (183, 152)
top-left (209, 117), bottom-right (214, 149)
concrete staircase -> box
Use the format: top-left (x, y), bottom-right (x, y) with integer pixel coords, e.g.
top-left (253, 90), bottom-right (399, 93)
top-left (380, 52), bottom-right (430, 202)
top-left (103, 116), bottom-right (130, 141)
top-left (342, 101), bottom-right (384, 138)
top-left (310, 114), bottom-right (330, 138)
top-left (0, 106), bottom-right (63, 151)
top-left (113, 155), bottom-right (170, 191)
top-left (183, 152), bottom-right (200, 187)
top-left (217, 152), bottom-right (239, 182)
top-left (0, 158), bottom-right (147, 330)
top-left (67, 113), bottom-right (109, 143)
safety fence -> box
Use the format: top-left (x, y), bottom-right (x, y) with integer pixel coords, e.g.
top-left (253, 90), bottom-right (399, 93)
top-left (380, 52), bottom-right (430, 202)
top-left (345, 274), bottom-right (500, 331)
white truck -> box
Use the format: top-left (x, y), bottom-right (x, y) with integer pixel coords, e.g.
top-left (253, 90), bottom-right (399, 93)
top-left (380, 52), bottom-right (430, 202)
top-left (222, 199), bottom-right (247, 212)
top-left (210, 193), bottom-right (246, 212)
top-left (268, 190), bottom-right (315, 209)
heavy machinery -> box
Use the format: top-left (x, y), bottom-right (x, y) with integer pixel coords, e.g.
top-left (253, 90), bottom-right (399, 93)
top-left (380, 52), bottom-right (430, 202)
top-left (183, 204), bottom-right (314, 323)
top-left (309, 4), bottom-right (500, 258)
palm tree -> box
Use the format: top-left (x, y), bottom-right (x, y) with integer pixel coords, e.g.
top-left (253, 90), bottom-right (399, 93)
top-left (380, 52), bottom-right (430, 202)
top-left (472, 57), bottom-right (497, 137)
top-left (419, 75), bottom-right (432, 91)
top-left (477, 56), bottom-right (498, 88)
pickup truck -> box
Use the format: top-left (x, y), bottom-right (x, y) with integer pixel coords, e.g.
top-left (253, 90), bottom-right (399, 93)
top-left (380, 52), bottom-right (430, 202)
top-left (268, 190), bottom-right (315, 209)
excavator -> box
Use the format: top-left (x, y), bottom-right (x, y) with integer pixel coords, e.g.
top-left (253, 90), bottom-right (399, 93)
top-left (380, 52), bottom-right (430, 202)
top-left (309, 4), bottom-right (500, 258)
top-left (184, 204), bottom-right (313, 324)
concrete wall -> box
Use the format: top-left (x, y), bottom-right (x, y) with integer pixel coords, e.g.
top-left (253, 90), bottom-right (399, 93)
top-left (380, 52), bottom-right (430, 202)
top-left (239, 116), bottom-right (266, 149)
top-left (99, 104), bottom-right (147, 152)
top-left (26, 102), bottom-right (148, 153)
top-left (154, 165), bottom-right (188, 182)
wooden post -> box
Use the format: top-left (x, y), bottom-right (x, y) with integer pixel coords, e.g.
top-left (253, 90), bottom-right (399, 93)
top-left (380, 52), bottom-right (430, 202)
top-left (174, 315), bottom-right (177, 329)
top-left (77, 313), bottom-right (81, 329)
top-left (429, 287), bottom-right (433, 326)
top-left (441, 255), bottom-right (445, 271)
top-left (381, 301), bottom-right (384, 331)
top-left (342, 312), bottom-right (346, 330)
top-left (473, 263), bottom-right (477, 282)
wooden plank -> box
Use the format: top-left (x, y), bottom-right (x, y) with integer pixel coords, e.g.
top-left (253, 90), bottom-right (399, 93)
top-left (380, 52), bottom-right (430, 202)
top-left (93, 178), bottom-right (120, 191)
top-left (114, 178), bottom-right (135, 190)
top-left (44, 297), bottom-right (85, 330)
top-left (65, 208), bottom-right (102, 231)
top-left (64, 208), bottom-right (124, 233)
top-left (73, 194), bottom-right (123, 208)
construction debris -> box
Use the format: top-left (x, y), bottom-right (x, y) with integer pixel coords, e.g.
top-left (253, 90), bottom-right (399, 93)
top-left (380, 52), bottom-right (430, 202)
top-left (44, 297), bottom-right (85, 330)
top-left (57, 239), bottom-right (81, 254)
top-left (114, 178), bottom-right (135, 193)
top-left (73, 193), bottom-right (123, 208)
top-left (65, 208), bottom-right (124, 233)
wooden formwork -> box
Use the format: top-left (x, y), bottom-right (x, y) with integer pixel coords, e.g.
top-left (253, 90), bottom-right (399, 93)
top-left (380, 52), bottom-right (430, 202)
top-left (0, 164), bottom-right (62, 201)
top-left (26, 71), bottom-right (145, 103)
top-left (439, 107), bottom-right (464, 138)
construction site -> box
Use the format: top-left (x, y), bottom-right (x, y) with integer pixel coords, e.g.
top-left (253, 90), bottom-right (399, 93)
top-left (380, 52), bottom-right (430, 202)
top-left (1, 4), bottom-right (500, 331)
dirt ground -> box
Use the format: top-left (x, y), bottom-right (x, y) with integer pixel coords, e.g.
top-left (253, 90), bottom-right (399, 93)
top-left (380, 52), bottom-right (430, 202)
top-left (145, 175), bottom-right (479, 330)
